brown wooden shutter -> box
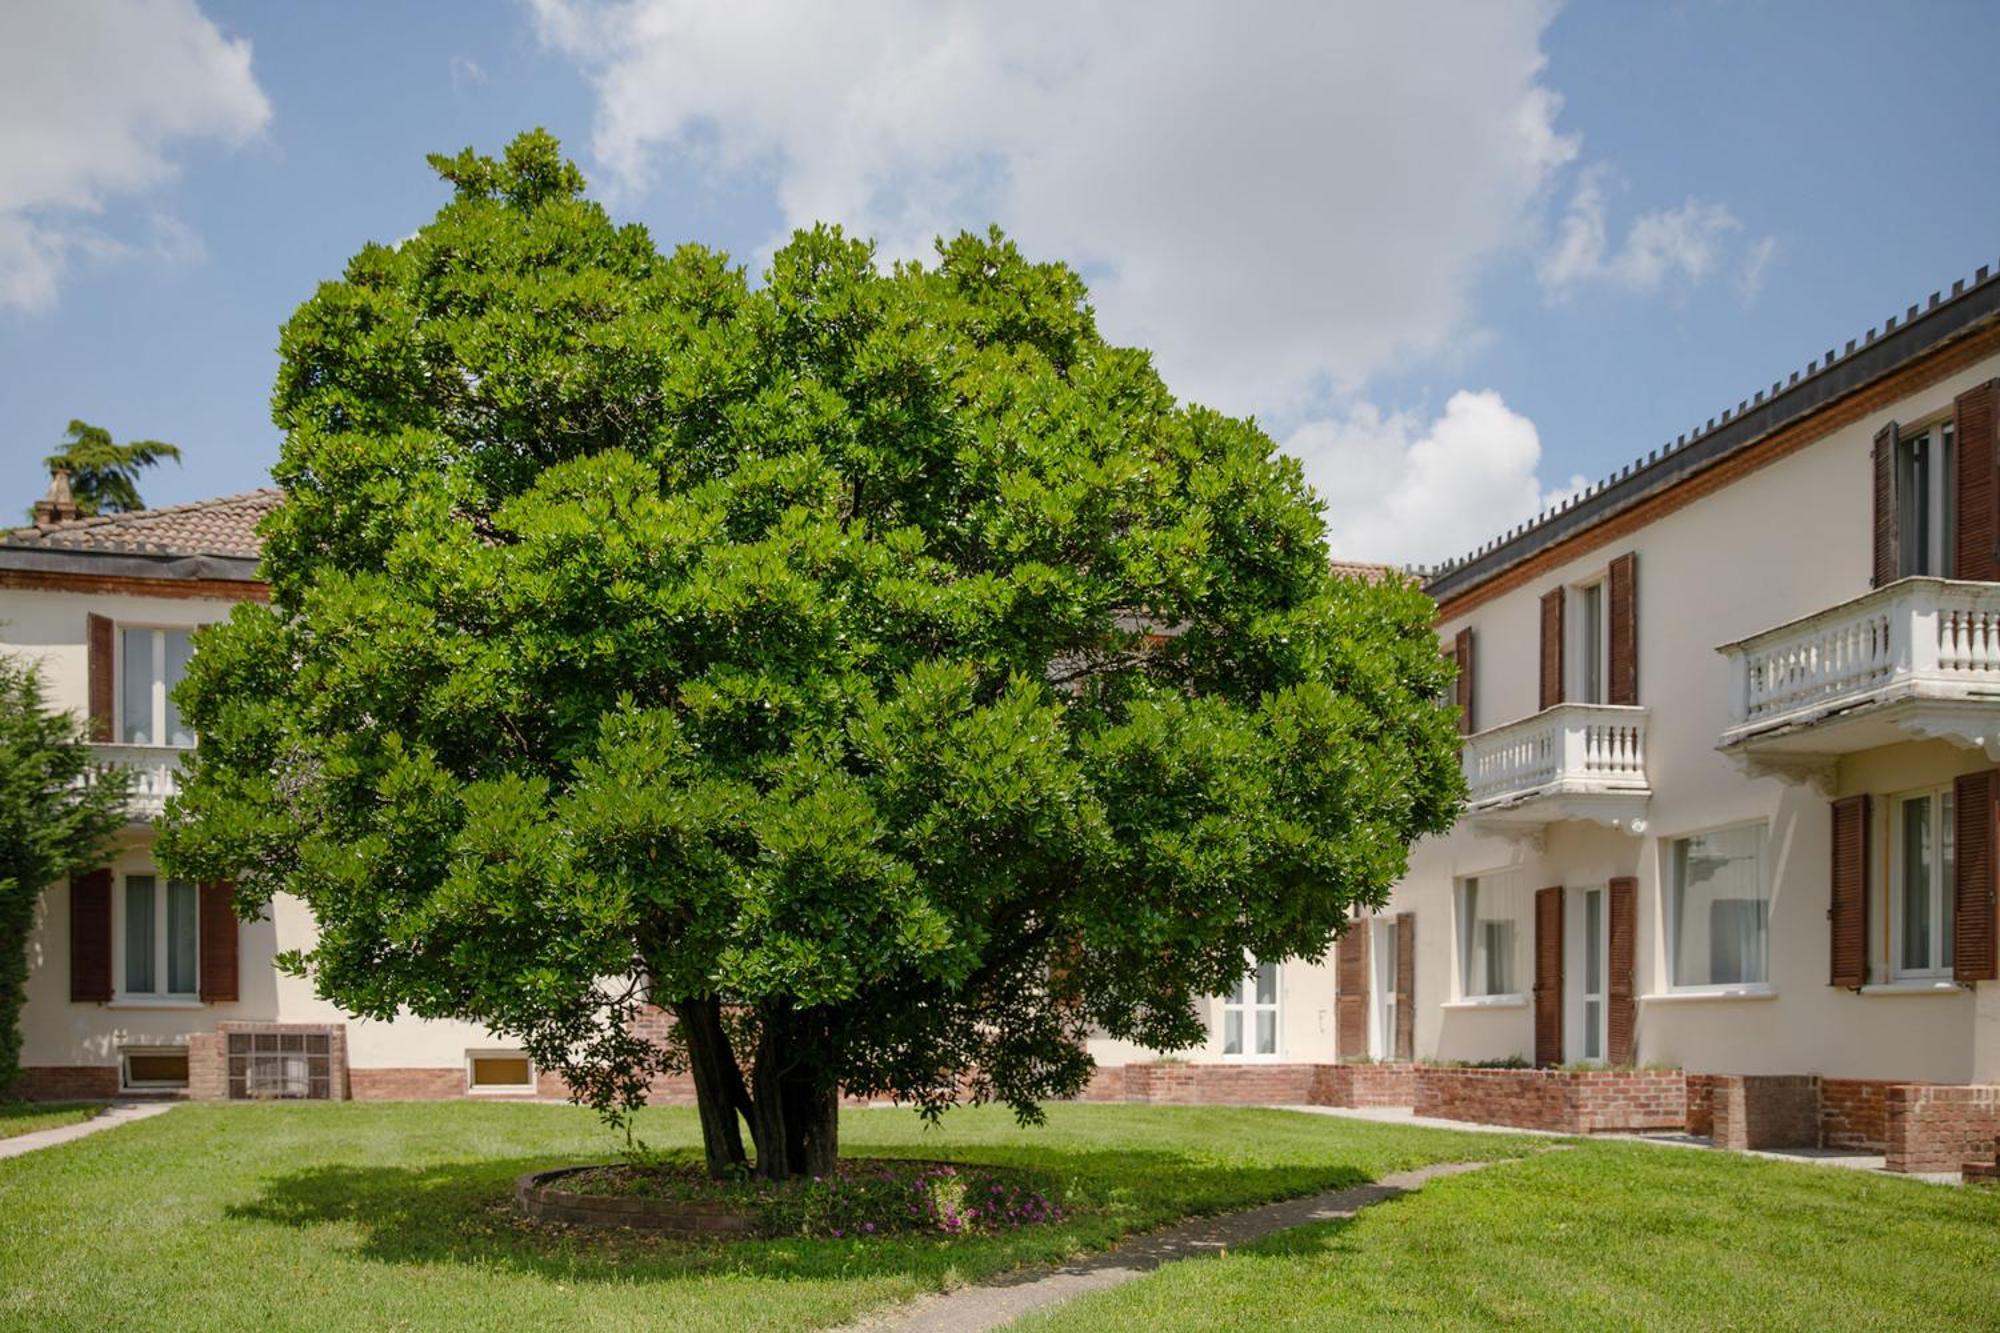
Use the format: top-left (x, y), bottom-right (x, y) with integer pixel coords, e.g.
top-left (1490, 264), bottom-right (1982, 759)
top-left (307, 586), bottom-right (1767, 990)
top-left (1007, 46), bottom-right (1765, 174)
top-left (86, 613), bottom-right (114, 742)
top-left (1334, 922), bottom-right (1369, 1061)
top-left (1453, 627), bottom-right (1475, 735)
top-left (68, 868), bottom-right (113, 1002)
top-left (1953, 771), bottom-right (1998, 983)
top-left (1829, 794), bottom-right (1871, 989)
top-left (1953, 382), bottom-right (1999, 582)
top-left (1538, 589), bottom-right (1565, 711)
top-left (198, 881), bottom-right (239, 1003)
top-left (1606, 877), bottom-right (1637, 1066)
top-left (1393, 911), bottom-right (1415, 1061)
top-left (1533, 886), bottom-right (1563, 1066)
top-left (1871, 421), bottom-right (1899, 587)
top-left (1607, 552), bottom-right (1638, 707)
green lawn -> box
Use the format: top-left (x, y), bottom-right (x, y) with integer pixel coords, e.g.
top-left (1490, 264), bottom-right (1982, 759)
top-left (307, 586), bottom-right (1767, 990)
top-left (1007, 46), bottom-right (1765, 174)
top-left (0, 1101), bottom-right (102, 1141)
top-left (0, 1101), bottom-right (1525, 1331)
top-left (1023, 1139), bottom-right (2000, 1331)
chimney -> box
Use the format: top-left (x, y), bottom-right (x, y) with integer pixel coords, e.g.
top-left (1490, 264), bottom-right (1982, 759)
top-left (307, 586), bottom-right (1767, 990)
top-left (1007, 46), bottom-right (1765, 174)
top-left (32, 468), bottom-right (80, 529)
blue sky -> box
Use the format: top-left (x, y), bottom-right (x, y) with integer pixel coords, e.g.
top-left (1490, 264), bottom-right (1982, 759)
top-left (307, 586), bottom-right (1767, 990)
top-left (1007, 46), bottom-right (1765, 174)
top-left (1, 2), bottom-right (1996, 565)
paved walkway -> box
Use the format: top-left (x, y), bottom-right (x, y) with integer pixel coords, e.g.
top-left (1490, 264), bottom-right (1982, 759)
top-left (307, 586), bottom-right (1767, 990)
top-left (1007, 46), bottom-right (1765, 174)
top-left (844, 1159), bottom-right (1496, 1333)
top-left (0, 1102), bottom-right (174, 1160)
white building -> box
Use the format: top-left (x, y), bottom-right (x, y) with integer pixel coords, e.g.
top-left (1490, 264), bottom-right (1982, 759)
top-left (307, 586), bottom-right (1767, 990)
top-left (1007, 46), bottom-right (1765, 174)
top-left (1084, 262), bottom-right (2000, 1168)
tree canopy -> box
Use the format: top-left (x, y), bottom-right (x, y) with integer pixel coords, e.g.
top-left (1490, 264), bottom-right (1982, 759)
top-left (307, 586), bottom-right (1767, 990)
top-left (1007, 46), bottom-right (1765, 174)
top-left (44, 420), bottom-right (181, 515)
top-left (161, 130), bottom-right (1463, 1179)
top-left (0, 657), bottom-right (131, 1091)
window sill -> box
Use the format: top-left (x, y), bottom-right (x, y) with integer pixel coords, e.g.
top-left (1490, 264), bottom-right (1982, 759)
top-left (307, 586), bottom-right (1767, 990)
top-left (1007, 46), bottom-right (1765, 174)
top-left (1859, 980), bottom-right (1966, 997)
top-left (467, 1086), bottom-right (540, 1096)
top-left (1441, 995), bottom-right (1528, 1010)
top-left (1639, 986), bottom-right (1776, 1004)
top-left (1218, 1054), bottom-right (1285, 1063)
top-left (106, 997), bottom-right (206, 1011)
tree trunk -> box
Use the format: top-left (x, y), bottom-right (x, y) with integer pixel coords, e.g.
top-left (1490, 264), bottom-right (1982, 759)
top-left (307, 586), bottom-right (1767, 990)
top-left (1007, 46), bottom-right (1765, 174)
top-left (746, 1004), bottom-right (840, 1181)
top-left (674, 997), bottom-right (749, 1178)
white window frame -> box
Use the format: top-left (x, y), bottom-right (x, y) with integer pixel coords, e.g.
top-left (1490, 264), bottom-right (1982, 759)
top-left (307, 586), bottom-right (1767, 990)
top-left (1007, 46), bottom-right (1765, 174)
top-left (1663, 820), bottom-right (1772, 996)
top-left (465, 1049), bottom-right (539, 1094)
top-left (111, 870), bottom-right (201, 1006)
top-left (1895, 416), bottom-right (1956, 579)
top-left (119, 1045), bottom-right (191, 1093)
top-left (1368, 918), bottom-right (1399, 1060)
top-left (1887, 785), bottom-right (1955, 982)
top-left (1567, 884), bottom-right (1609, 1064)
top-left (1220, 957), bottom-right (1282, 1061)
top-left (117, 624), bottom-right (197, 748)
top-left (1567, 578), bottom-right (1610, 705)
top-left (1454, 874), bottom-right (1524, 1004)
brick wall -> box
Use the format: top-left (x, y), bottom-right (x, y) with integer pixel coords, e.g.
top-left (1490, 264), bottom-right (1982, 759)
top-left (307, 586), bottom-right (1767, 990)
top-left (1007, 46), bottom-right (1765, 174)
top-left (191, 1023), bottom-right (351, 1101)
top-left (12, 1065), bottom-right (119, 1100)
top-left (1684, 1074), bottom-right (1715, 1138)
top-left (1414, 1067), bottom-right (1686, 1134)
top-left (1710, 1075), bottom-right (1820, 1151)
top-left (1886, 1084), bottom-right (2000, 1174)
top-left (1319, 1062), bottom-right (1417, 1107)
top-left (1820, 1078), bottom-right (1893, 1151)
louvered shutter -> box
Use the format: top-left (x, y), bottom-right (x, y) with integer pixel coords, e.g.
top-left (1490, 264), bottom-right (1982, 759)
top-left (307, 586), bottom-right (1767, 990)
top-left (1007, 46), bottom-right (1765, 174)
top-left (1533, 886), bottom-right (1563, 1066)
top-left (1334, 923), bottom-right (1369, 1061)
top-left (1607, 877), bottom-right (1637, 1066)
top-left (1454, 627), bottom-right (1475, 734)
top-left (69, 868), bottom-right (113, 1002)
top-left (1539, 589), bottom-right (1565, 711)
top-left (198, 881), bottom-right (239, 1003)
top-left (1829, 795), bottom-right (1870, 988)
top-left (1954, 382), bottom-right (1999, 582)
top-left (86, 613), bottom-right (114, 742)
top-left (1393, 911), bottom-right (1415, 1061)
top-left (1872, 421), bottom-right (1899, 586)
top-left (1954, 771), bottom-right (1998, 982)
top-left (1608, 553), bottom-right (1638, 707)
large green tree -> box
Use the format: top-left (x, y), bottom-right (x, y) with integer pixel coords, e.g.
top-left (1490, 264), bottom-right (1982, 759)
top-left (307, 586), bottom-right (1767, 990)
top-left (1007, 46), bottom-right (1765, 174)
top-left (44, 420), bottom-right (181, 516)
top-left (161, 132), bottom-right (1463, 1179)
top-left (0, 657), bottom-right (131, 1092)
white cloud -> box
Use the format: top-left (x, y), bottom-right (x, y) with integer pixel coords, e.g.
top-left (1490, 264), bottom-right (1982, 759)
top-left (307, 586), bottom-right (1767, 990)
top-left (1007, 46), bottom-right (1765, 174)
top-left (531, 0), bottom-right (1577, 415)
top-left (1287, 390), bottom-right (1586, 567)
top-left (0, 0), bottom-right (269, 312)
top-left (450, 55), bottom-right (487, 92)
top-left (1539, 166), bottom-right (1765, 300)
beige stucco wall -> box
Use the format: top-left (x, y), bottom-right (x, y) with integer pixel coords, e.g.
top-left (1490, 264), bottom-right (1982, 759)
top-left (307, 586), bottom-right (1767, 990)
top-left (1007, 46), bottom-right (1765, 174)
top-left (1090, 347), bottom-right (2000, 1084)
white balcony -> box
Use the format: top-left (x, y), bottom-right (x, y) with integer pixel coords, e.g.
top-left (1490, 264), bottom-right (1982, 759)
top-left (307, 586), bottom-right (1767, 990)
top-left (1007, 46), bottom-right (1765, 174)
top-left (88, 744), bottom-right (189, 821)
top-left (1461, 702), bottom-right (1651, 842)
top-left (1717, 577), bottom-right (2000, 792)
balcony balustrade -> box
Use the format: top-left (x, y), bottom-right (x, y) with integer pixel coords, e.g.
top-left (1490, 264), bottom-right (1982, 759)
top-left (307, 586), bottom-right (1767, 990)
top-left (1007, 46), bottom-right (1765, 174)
top-left (87, 744), bottom-right (188, 820)
top-left (1460, 702), bottom-right (1650, 840)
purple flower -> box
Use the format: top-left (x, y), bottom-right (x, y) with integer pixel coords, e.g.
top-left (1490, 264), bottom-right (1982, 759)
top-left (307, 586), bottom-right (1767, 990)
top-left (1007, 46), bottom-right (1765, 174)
top-left (863, 1222), bottom-right (875, 1233)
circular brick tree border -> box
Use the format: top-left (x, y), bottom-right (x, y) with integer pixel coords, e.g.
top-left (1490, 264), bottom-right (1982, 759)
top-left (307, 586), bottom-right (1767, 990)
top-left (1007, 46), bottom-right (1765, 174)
top-left (514, 1164), bottom-right (761, 1235)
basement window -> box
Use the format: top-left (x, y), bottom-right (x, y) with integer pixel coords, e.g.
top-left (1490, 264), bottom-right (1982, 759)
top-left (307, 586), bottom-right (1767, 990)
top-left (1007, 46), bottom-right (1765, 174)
top-left (227, 1031), bottom-right (332, 1100)
top-left (120, 1046), bottom-right (189, 1093)
top-left (467, 1052), bottom-right (537, 1094)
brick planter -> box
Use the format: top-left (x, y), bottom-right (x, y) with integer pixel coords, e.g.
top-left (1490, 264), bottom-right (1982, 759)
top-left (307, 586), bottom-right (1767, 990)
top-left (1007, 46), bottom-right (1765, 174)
top-left (1414, 1066), bottom-right (1686, 1134)
top-left (1319, 1062), bottom-right (1417, 1107)
top-left (1885, 1084), bottom-right (2000, 1174)
top-left (514, 1166), bottom-right (760, 1234)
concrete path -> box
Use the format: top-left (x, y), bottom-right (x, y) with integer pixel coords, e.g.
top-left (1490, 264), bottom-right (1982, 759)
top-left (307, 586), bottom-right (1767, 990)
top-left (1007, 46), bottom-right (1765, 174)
top-left (0, 1102), bottom-right (174, 1161)
top-left (843, 1159), bottom-right (1495, 1333)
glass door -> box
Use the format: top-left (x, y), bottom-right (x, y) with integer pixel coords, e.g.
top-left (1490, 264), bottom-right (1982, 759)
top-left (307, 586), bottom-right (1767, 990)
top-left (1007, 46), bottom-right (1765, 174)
top-left (1568, 886), bottom-right (1607, 1063)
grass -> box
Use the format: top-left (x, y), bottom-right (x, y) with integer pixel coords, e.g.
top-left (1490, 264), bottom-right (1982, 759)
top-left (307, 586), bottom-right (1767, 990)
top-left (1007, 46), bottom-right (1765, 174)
top-left (0, 1101), bottom-right (1527, 1331)
top-left (0, 1101), bottom-right (102, 1141)
top-left (1021, 1139), bottom-right (2000, 1331)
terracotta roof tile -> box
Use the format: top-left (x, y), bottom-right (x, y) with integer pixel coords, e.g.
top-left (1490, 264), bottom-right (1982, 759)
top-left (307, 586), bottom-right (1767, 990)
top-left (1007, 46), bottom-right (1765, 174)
top-left (1, 488), bottom-right (279, 560)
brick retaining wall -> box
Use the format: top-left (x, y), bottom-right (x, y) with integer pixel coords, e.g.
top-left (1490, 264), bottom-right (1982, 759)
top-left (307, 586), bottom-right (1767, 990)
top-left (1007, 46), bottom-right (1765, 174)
top-left (1886, 1084), bottom-right (2000, 1173)
top-left (1820, 1078), bottom-right (1893, 1151)
top-left (1710, 1074), bottom-right (1820, 1150)
top-left (1413, 1067), bottom-right (1687, 1134)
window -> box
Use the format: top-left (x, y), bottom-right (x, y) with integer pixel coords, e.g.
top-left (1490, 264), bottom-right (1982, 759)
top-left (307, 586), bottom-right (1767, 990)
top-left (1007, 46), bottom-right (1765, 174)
top-left (1221, 958), bottom-right (1280, 1058)
top-left (1455, 875), bottom-right (1521, 999)
top-left (468, 1052), bottom-right (537, 1093)
top-left (1573, 887), bottom-right (1607, 1062)
top-left (121, 627), bottom-right (196, 746)
top-left (120, 1046), bottom-right (189, 1092)
top-left (227, 1031), bottom-right (333, 1100)
top-left (1573, 581), bottom-right (1606, 704)
top-left (1668, 825), bottom-right (1768, 988)
top-left (1890, 789), bottom-right (1956, 979)
top-left (1371, 918), bottom-right (1399, 1059)
top-left (1897, 421), bottom-right (1956, 578)
top-left (120, 873), bottom-right (198, 999)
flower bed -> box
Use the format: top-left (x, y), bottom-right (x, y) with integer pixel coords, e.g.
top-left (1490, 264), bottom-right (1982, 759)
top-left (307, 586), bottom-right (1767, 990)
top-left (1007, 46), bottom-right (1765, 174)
top-left (516, 1158), bottom-right (1065, 1239)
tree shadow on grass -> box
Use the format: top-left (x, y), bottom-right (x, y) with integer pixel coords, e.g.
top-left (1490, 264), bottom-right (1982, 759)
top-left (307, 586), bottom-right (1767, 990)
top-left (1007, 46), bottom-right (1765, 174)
top-left (225, 1145), bottom-right (1374, 1289)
